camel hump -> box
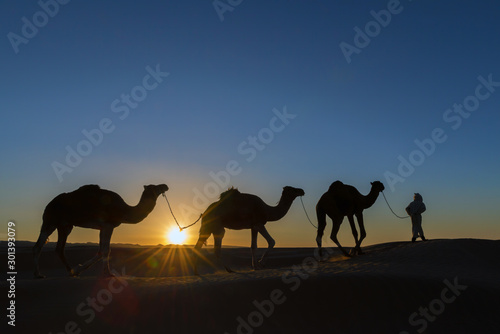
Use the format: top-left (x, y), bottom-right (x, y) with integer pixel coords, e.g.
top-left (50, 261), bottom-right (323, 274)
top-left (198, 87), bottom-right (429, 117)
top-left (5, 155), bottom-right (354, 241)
top-left (77, 184), bottom-right (101, 192)
top-left (328, 180), bottom-right (344, 193)
top-left (219, 187), bottom-right (240, 200)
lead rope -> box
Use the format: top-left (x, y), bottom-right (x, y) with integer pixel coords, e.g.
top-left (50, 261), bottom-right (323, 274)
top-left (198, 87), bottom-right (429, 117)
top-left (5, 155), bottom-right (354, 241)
top-left (381, 191), bottom-right (409, 219)
top-left (300, 196), bottom-right (317, 229)
top-left (162, 193), bottom-right (202, 231)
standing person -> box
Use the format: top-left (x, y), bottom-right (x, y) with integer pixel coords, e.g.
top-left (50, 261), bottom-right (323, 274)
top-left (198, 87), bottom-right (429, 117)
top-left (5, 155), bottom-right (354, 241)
top-left (405, 193), bottom-right (427, 242)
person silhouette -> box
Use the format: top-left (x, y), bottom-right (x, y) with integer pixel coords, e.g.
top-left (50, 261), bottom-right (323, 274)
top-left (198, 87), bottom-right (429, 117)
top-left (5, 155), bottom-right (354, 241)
top-left (405, 193), bottom-right (427, 242)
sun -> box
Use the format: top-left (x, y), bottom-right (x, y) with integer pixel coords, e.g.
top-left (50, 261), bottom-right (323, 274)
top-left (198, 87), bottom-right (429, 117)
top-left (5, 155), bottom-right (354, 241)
top-left (167, 228), bottom-right (187, 245)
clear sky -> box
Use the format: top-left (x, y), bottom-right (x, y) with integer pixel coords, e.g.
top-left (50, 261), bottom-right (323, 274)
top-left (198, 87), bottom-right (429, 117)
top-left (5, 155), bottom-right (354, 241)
top-left (1, 0), bottom-right (499, 248)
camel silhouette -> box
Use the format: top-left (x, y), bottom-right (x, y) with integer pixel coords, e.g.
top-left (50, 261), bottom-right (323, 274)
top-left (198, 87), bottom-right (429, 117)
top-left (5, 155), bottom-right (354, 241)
top-left (193, 186), bottom-right (305, 274)
top-left (33, 184), bottom-right (168, 278)
top-left (316, 181), bottom-right (384, 257)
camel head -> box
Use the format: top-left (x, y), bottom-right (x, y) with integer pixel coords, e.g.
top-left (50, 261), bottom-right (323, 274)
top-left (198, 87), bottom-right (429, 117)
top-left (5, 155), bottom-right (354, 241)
top-left (370, 181), bottom-right (385, 193)
top-left (143, 184), bottom-right (169, 197)
top-left (282, 186), bottom-right (305, 199)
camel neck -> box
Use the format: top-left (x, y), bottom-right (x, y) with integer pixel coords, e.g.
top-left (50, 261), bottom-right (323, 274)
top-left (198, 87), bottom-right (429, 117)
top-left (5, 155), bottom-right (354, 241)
top-left (124, 191), bottom-right (157, 223)
top-left (265, 194), bottom-right (295, 222)
top-left (362, 187), bottom-right (380, 209)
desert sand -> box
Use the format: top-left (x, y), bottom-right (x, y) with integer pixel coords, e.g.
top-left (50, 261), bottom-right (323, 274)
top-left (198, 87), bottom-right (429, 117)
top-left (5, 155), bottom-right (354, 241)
top-left (2, 238), bottom-right (499, 334)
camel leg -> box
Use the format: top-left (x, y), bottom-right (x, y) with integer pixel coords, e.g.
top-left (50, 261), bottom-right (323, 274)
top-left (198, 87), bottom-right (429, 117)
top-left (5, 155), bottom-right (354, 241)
top-left (316, 206), bottom-right (327, 258)
top-left (213, 229), bottom-right (234, 273)
top-left (73, 226), bottom-right (113, 276)
top-left (99, 226), bottom-right (114, 277)
top-left (354, 213), bottom-right (366, 255)
top-left (73, 252), bottom-right (102, 276)
top-left (347, 215), bottom-right (359, 256)
top-left (255, 225), bottom-right (275, 267)
top-left (251, 227), bottom-right (260, 270)
top-left (33, 225), bottom-right (56, 279)
top-left (55, 225), bottom-right (75, 276)
top-left (330, 217), bottom-right (350, 256)
top-left (192, 233), bottom-right (210, 275)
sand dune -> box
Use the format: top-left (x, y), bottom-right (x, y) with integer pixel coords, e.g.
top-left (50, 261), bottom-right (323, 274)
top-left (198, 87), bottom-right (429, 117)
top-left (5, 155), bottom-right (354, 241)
top-left (2, 238), bottom-right (499, 333)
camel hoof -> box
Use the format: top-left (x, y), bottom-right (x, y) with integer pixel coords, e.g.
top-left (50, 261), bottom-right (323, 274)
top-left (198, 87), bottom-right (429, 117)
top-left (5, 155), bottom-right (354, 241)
top-left (343, 252), bottom-right (352, 257)
top-left (349, 248), bottom-right (359, 256)
top-left (253, 262), bottom-right (265, 271)
top-left (101, 272), bottom-right (116, 279)
top-left (70, 265), bottom-right (83, 277)
top-left (193, 266), bottom-right (200, 276)
top-left (350, 248), bottom-right (363, 256)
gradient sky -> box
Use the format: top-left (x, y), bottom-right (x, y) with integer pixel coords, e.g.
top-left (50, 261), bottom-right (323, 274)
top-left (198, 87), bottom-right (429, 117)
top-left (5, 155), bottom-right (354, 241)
top-left (1, 0), bottom-right (499, 248)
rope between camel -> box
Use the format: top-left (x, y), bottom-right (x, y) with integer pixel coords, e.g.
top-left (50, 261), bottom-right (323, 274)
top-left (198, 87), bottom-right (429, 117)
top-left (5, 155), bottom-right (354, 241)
top-left (162, 193), bottom-right (202, 231)
top-left (162, 192), bottom-right (406, 231)
top-left (300, 196), bottom-right (318, 229)
top-left (381, 191), bottom-right (409, 219)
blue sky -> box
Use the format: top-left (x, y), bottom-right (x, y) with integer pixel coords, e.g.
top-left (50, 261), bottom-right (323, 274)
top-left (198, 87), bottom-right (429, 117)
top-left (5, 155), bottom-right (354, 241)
top-left (1, 0), bottom-right (499, 247)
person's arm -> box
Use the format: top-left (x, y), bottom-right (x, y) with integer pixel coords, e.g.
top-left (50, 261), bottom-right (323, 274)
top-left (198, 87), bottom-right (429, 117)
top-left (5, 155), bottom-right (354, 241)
top-left (405, 204), bottom-right (412, 215)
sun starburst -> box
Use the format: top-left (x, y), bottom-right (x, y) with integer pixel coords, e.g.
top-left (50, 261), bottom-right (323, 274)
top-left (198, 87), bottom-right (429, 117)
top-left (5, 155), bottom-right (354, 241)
top-left (167, 228), bottom-right (186, 245)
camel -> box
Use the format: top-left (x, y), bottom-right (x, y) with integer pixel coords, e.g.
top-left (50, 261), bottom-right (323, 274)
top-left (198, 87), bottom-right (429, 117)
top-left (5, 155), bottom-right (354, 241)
top-left (193, 186), bottom-right (305, 274)
top-left (33, 183), bottom-right (168, 278)
top-left (316, 180), bottom-right (385, 257)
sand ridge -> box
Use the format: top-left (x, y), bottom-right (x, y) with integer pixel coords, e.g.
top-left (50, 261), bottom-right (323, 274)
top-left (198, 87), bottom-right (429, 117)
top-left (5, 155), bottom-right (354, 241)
top-left (1, 238), bottom-right (499, 333)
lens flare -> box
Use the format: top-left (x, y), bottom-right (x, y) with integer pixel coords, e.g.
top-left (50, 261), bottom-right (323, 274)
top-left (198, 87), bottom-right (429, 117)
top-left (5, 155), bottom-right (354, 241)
top-left (167, 228), bottom-right (186, 245)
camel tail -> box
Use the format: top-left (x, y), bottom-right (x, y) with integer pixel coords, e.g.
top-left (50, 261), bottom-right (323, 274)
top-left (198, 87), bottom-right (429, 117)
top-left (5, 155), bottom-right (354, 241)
top-left (34, 228), bottom-right (51, 246)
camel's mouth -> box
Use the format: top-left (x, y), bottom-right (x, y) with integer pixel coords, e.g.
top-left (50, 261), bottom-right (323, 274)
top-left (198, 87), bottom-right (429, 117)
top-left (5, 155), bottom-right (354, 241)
top-left (156, 184), bottom-right (169, 195)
